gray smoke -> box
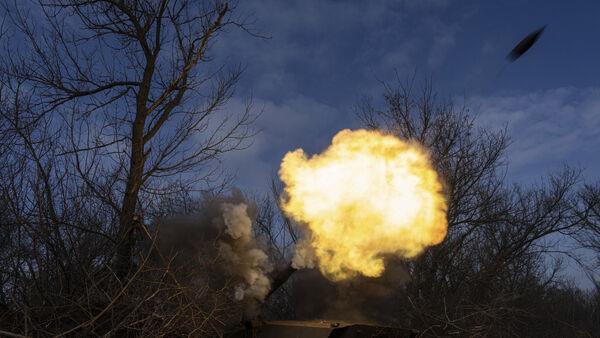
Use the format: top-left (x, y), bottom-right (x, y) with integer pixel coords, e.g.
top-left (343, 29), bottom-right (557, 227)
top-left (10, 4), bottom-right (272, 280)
top-left (290, 238), bottom-right (316, 270)
top-left (269, 257), bottom-right (411, 325)
top-left (219, 203), bottom-right (273, 302)
top-left (153, 192), bottom-right (272, 309)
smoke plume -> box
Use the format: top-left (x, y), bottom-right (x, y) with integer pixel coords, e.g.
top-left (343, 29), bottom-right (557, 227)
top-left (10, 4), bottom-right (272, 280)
top-left (219, 203), bottom-right (273, 302)
top-left (154, 192), bottom-right (272, 309)
top-left (288, 259), bottom-right (411, 324)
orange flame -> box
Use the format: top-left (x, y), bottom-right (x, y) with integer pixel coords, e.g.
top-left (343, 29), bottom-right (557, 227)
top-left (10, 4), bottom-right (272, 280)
top-left (279, 129), bottom-right (447, 280)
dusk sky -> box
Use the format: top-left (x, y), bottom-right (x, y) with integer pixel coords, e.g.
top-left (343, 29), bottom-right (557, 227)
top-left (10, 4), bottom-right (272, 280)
top-left (3, 2), bottom-right (600, 333)
top-left (214, 0), bottom-right (600, 195)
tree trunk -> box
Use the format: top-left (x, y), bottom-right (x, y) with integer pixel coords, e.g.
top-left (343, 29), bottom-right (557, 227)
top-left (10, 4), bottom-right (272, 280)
top-left (113, 115), bottom-right (146, 279)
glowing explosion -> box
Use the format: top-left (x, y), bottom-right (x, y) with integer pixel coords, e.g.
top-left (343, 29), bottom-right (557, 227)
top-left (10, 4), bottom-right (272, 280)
top-left (279, 129), bottom-right (447, 281)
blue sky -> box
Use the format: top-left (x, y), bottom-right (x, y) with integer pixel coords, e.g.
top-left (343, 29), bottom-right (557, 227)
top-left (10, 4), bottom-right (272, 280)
top-left (215, 0), bottom-right (600, 194)
top-left (210, 1), bottom-right (600, 286)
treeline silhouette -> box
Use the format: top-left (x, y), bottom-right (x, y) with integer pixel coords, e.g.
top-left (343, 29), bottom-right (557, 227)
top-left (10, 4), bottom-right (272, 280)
top-left (1, 1), bottom-right (599, 337)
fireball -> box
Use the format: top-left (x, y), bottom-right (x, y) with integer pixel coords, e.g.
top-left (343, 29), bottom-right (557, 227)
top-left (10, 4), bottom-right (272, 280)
top-left (279, 129), bottom-right (447, 281)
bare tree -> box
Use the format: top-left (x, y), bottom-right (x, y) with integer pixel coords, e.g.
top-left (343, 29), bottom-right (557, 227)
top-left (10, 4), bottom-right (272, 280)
top-left (254, 77), bottom-right (598, 336)
top-left (354, 77), bottom-right (596, 335)
top-left (580, 184), bottom-right (600, 250)
top-left (1, 0), bottom-right (255, 278)
top-left (0, 0), bottom-right (257, 335)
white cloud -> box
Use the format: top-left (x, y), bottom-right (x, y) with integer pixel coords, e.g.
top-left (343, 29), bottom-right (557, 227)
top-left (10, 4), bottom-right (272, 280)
top-left (471, 87), bottom-right (600, 177)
